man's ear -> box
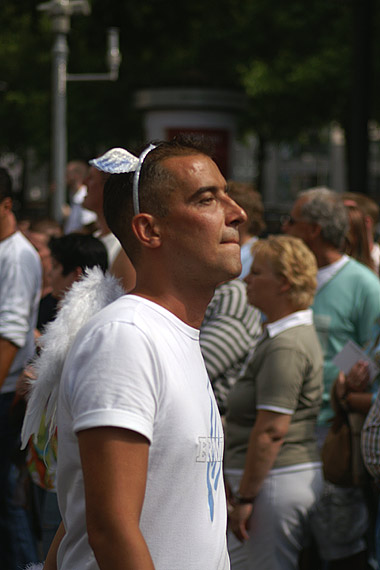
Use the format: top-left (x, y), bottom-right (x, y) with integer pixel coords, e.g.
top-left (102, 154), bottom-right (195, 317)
top-left (309, 222), bottom-right (322, 240)
top-left (0, 197), bottom-right (12, 214)
top-left (131, 214), bottom-right (162, 249)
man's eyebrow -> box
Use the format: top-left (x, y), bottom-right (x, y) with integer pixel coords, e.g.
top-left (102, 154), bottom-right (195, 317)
top-left (188, 186), bottom-right (217, 200)
top-left (189, 185), bottom-right (228, 201)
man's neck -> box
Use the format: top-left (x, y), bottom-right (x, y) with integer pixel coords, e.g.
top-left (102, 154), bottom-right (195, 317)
top-left (314, 246), bottom-right (343, 269)
top-left (0, 215), bottom-right (17, 242)
top-left (132, 279), bottom-right (214, 329)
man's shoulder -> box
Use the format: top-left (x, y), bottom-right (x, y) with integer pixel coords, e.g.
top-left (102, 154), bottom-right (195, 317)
top-left (0, 231), bottom-right (39, 264)
top-left (0, 231), bottom-right (41, 290)
top-left (344, 257), bottom-right (379, 279)
top-left (78, 294), bottom-right (142, 331)
top-left (322, 257), bottom-right (380, 292)
top-left (77, 294), bottom-right (192, 343)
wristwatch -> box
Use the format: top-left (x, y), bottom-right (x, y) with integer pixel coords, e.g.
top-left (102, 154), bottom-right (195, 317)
top-left (232, 492), bottom-right (256, 505)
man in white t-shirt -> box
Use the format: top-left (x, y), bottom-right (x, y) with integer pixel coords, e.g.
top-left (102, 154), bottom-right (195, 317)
top-left (42, 138), bottom-right (246, 570)
top-left (0, 167), bottom-right (42, 568)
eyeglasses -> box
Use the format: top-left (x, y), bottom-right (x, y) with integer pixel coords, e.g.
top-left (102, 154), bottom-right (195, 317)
top-left (281, 214), bottom-right (296, 226)
top-left (280, 214), bottom-right (307, 226)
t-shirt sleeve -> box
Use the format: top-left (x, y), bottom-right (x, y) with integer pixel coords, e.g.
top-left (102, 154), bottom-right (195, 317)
top-left (255, 344), bottom-right (306, 414)
top-left (64, 320), bottom-right (160, 443)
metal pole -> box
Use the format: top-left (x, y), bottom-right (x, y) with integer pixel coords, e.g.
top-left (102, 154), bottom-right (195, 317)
top-left (51, 25), bottom-right (68, 222)
top-left (38, 1), bottom-right (119, 222)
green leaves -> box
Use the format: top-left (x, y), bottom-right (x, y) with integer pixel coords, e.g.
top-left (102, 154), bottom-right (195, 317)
top-left (0, 0), bottom-right (377, 165)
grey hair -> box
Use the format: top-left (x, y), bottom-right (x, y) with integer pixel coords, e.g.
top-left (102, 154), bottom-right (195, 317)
top-left (298, 187), bottom-right (349, 249)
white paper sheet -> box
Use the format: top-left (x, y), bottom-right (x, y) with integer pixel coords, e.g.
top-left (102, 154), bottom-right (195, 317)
top-left (332, 339), bottom-right (379, 383)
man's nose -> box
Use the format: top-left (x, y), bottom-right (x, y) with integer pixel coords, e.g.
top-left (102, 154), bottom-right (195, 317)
top-left (225, 196), bottom-right (247, 226)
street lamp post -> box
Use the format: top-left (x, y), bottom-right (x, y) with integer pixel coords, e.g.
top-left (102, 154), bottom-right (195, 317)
top-left (37, 0), bottom-right (120, 222)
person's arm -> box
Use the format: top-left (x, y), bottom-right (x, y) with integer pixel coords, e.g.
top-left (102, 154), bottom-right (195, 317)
top-left (78, 426), bottom-right (155, 570)
top-left (110, 250), bottom-right (136, 293)
top-left (344, 392), bottom-right (373, 414)
top-left (229, 410), bottom-right (291, 542)
top-left (0, 337), bottom-right (18, 389)
top-left (44, 521), bottom-right (66, 570)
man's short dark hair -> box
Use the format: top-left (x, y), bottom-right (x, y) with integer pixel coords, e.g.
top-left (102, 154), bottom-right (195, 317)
top-left (49, 233), bottom-right (108, 275)
top-left (103, 135), bottom-right (213, 263)
top-left (0, 167), bottom-right (13, 202)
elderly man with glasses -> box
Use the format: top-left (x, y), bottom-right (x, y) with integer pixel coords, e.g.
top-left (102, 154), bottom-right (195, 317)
top-left (283, 187), bottom-right (380, 570)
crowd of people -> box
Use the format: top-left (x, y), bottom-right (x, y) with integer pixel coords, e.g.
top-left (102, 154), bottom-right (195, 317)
top-left (2, 137), bottom-right (380, 570)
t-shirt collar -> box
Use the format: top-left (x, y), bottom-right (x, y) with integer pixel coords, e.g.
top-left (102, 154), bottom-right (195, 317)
top-left (266, 309), bottom-right (314, 338)
top-left (317, 254), bottom-right (349, 291)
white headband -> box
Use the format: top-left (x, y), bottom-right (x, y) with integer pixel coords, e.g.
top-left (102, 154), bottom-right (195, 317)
top-left (89, 143), bottom-right (157, 215)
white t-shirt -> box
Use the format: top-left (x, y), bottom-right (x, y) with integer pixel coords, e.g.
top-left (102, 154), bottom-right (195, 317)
top-left (0, 231), bottom-right (41, 393)
top-left (316, 254), bottom-right (349, 291)
top-left (57, 295), bottom-right (229, 570)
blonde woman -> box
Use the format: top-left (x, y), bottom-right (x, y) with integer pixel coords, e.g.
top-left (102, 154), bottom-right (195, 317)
top-left (225, 235), bottom-right (323, 570)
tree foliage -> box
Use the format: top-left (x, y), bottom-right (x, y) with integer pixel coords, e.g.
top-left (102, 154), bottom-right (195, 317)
top-left (0, 3), bottom-right (51, 159)
top-left (0, 0), bottom-right (378, 168)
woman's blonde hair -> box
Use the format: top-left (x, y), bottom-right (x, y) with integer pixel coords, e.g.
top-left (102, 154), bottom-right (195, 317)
top-left (251, 235), bottom-right (318, 309)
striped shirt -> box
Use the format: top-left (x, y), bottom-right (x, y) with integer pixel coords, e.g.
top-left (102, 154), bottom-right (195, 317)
top-left (200, 279), bottom-right (262, 415)
top-left (362, 391), bottom-right (380, 481)
top-left (361, 317), bottom-right (380, 481)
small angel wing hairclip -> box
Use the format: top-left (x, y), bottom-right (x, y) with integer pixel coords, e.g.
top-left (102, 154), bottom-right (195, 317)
top-left (89, 144), bottom-right (157, 215)
top-left (89, 147), bottom-right (139, 174)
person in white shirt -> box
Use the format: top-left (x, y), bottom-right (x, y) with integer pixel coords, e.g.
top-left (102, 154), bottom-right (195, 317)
top-left (0, 167), bottom-right (42, 568)
top-left (25, 137), bottom-right (246, 570)
top-left (63, 161), bottom-right (97, 234)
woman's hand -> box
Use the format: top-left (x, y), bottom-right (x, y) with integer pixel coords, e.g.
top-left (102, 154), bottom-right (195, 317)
top-left (229, 503), bottom-right (253, 542)
top-left (346, 360), bottom-right (370, 393)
